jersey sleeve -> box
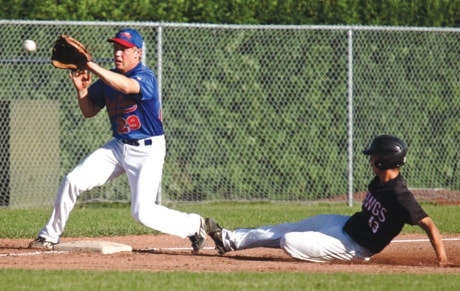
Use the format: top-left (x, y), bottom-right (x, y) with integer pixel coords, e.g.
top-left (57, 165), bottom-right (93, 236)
top-left (131, 68), bottom-right (158, 102)
top-left (396, 189), bottom-right (428, 225)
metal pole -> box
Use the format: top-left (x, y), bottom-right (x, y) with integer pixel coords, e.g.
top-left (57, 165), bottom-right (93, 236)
top-left (347, 29), bottom-right (354, 207)
top-left (156, 25), bottom-right (163, 205)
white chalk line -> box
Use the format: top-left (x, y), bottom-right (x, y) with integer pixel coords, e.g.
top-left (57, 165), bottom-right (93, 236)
top-left (0, 250), bottom-right (67, 257)
top-left (0, 247), bottom-right (215, 257)
top-left (392, 237), bottom-right (460, 243)
top-left (137, 246), bottom-right (215, 252)
top-left (1, 239), bottom-right (458, 257)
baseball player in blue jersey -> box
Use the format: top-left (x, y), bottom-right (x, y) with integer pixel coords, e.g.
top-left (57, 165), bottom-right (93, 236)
top-left (206, 135), bottom-right (451, 266)
top-left (29, 28), bottom-right (207, 253)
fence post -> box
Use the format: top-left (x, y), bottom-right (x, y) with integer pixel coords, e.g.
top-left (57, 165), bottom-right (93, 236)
top-left (347, 29), bottom-right (354, 207)
top-left (156, 25), bottom-right (163, 205)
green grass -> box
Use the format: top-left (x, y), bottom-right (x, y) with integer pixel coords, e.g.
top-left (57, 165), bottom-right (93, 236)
top-left (0, 269), bottom-right (459, 291)
top-left (0, 201), bottom-right (457, 238)
top-left (0, 202), bottom-right (458, 291)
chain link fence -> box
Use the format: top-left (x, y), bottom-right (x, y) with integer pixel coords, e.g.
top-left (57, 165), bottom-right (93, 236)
top-left (0, 20), bottom-right (458, 208)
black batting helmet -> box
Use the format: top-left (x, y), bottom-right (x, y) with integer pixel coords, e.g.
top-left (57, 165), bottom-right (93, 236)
top-left (363, 135), bottom-right (407, 170)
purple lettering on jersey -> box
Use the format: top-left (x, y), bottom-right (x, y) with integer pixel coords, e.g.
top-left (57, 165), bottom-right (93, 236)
top-left (363, 191), bottom-right (387, 223)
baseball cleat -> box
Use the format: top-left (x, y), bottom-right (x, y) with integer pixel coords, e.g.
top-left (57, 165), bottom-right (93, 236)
top-left (205, 217), bottom-right (227, 255)
top-left (189, 217), bottom-right (207, 254)
top-left (28, 237), bottom-right (56, 250)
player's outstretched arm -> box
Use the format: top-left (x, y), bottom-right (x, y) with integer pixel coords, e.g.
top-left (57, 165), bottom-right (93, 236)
top-left (418, 216), bottom-right (451, 267)
top-left (85, 61), bottom-right (140, 94)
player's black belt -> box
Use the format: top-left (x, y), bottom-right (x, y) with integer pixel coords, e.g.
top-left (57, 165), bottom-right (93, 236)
top-left (121, 139), bottom-right (153, 146)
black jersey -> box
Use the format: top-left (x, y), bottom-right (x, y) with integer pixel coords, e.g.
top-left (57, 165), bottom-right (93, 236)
top-left (343, 175), bottom-right (428, 254)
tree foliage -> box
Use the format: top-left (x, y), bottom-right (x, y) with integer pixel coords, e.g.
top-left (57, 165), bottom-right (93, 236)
top-left (1, 0), bottom-right (459, 26)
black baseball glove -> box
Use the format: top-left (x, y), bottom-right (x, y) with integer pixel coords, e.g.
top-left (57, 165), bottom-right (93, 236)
top-left (51, 35), bottom-right (92, 70)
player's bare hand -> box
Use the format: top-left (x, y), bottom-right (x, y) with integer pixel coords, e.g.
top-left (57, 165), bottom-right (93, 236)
top-left (69, 69), bottom-right (92, 90)
top-left (438, 259), bottom-right (455, 268)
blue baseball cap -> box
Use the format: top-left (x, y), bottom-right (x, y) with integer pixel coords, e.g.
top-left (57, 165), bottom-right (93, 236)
top-left (108, 28), bottom-right (143, 48)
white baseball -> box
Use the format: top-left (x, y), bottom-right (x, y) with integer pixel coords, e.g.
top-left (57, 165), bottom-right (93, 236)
top-left (23, 39), bottom-right (37, 52)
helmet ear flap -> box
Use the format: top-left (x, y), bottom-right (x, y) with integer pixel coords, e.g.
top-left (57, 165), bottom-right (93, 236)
top-left (374, 154), bottom-right (406, 170)
top-left (363, 135), bottom-right (407, 170)
top-left (374, 158), bottom-right (386, 170)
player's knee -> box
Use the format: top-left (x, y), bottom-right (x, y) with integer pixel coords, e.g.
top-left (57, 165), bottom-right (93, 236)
top-left (65, 170), bottom-right (90, 191)
top-left (131, 205), bottom-right (158, 225)
top-left (131, 210), bottom-right (143, 224)
top-left (280, 233), bottom-right (297, 257)
top-left (63, 173), bottom-right (74, 185)
top-left (281, 232), bottom-right (318, 262)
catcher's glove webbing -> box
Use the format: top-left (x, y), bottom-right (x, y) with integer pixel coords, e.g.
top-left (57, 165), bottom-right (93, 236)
top-left (51, 35), bottom-right (92, 70)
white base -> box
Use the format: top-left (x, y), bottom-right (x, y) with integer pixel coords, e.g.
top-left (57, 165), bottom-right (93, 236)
top-left (53, 240), bottom-right (132, 254)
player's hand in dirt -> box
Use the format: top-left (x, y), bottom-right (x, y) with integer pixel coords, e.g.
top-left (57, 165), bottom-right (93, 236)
top-left (438, 259), bottom-right (455, 268)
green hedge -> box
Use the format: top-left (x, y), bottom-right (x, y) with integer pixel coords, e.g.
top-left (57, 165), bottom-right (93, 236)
top-left (1, 0), bottom-right (459, 27)
top-left (159, 28), bottom-right (459, 200)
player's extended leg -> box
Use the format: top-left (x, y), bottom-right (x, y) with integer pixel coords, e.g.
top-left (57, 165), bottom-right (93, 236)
top-left (220, 214), bottom-right (348, 251)
top-left (124, 136), bottom-right (204, 240)
top-left (35, 139), bottom-right (125, 244)
top-left (223, 222), bottom-right (299, 250)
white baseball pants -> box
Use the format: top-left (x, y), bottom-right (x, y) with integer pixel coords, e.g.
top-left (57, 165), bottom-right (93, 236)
top-left (38, 137), bottom-right (201, 243)
top-left (222, 214), bottom-right (373, 262)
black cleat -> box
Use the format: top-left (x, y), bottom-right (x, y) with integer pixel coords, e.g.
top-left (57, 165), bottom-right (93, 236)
top-left (28, 237), bottom-right (56, 250)
top-left (205, 217), bottom-right (227, 255)
top-left (189, 217), bottom-right (207, 254)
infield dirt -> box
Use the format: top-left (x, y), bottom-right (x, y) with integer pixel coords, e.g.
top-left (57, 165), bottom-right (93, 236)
top-left (0, 234), bottom-right (459, 274)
